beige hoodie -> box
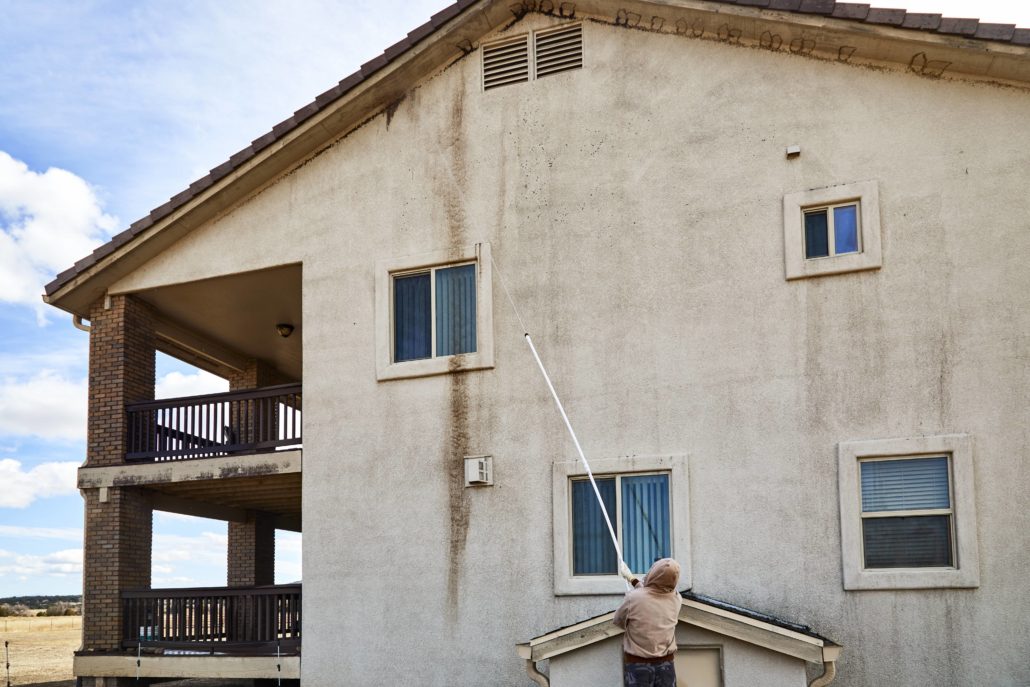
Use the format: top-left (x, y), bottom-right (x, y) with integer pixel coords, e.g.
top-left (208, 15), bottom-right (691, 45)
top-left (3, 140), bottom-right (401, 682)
top-left (612, 558), bottom-right (681, 659)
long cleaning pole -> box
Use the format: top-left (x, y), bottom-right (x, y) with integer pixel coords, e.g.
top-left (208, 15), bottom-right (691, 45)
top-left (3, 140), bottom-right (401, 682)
top-left (490, 251), bottom-right (630, 589)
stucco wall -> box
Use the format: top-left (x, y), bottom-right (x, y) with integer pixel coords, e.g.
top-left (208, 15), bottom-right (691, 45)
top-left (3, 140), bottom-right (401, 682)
top-left (114, 12), bottom-right (1030, 687)
top-left (548, 626), bottom-right (806, 687)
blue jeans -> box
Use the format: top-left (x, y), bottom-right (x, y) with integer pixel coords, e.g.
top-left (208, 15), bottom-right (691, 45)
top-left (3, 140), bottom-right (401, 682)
top-left (624, 660), bottom-right (676, 687)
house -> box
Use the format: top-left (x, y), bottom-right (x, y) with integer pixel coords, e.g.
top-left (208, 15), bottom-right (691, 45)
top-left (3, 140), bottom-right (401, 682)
top-left (43, 1), bottom-right (1030, 685)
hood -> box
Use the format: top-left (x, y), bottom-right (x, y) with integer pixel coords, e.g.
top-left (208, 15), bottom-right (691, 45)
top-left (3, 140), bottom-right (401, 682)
top-left (641, 558), bottom-right (680, 594)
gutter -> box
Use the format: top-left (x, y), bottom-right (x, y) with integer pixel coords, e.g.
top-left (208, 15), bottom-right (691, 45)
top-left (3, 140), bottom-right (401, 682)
top-left (809, 645), bottom-right (842, 687)
top-left (517, 644), bottom-right (549, 686)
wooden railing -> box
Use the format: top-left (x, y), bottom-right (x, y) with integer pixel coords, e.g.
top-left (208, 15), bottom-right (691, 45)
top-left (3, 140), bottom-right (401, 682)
top-left (122, 584), bottom-right (301, 654)
top-left (125, 384), bottom-right (301, 462)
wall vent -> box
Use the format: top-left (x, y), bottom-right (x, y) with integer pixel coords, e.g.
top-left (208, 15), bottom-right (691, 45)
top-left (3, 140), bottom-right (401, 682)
top-left (534, 24), bottom-right (583, 78)
top-left (464, 455), bottom-right (494, 487)
top-left (483, 36), bottom-right (530, 90)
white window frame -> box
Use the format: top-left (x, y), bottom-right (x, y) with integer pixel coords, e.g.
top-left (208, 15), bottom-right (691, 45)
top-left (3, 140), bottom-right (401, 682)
top-left (803, 200), bottom-right (862, 259)
top-left (838, 434), bottom-right (979, 590)
top-left (375, 242), bottom-right (494, 381)
top-left (552, 454), bottom-right (691, 596)
top-left (783, 180), bottom-right (881, 280)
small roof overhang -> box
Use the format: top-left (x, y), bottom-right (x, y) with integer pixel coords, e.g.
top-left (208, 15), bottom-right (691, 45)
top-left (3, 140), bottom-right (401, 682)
top-left (516, 591), bottom-right (842, 665)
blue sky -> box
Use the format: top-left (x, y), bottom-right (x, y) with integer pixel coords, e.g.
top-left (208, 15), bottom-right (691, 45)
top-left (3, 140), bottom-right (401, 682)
top-left (0, 0), bottom-right (1027, 597)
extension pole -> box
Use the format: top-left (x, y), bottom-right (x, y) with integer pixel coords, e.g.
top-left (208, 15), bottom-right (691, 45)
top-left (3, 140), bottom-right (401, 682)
top-left (489, 249), bottom-right (629, 589)
top-left (523, 333), bottom-right (630, 589)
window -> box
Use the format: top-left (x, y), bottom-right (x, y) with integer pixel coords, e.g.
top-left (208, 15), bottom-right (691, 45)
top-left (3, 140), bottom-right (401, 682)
top-left (571, 473), bottom-right (670, 576)
top-left (804, 202), bottom-right (860, 259)
top-left (859, 456), bottom-right (953, 569)
top-left (482, 23), bottom-right (583, 91)
top-left (375, 243), bottom-right (494, 380)
top-left (783, 180), bottom-right (881, 280)
top-left (553, 455), bottom-right (691, 595)
top-left (838, 435), bottom-right (979, 590)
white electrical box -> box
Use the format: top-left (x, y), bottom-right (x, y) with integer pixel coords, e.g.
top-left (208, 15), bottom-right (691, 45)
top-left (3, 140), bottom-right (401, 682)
top-left (464, 455), bottom-right (493, 487)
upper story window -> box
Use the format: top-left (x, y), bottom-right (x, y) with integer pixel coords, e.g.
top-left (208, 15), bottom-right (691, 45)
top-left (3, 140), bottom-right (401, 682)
top-left (804, 202), bottom-right (860, 259)
top-left (394, 263), bottom-right (477, 362)
top-left (838, 434), bottom-right (979, 590)
top-left (783, 180), bottom-right (881, 280)
top-left (572, 472), bottom-right (671, 576)
top-left (553, 455), bottom-right (691, 595)
top-left (376, 243), bottom-right (494, 381)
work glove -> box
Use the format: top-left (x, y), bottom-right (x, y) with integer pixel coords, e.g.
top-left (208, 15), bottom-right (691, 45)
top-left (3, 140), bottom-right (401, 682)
top-left (619, 561), bottom-right (638, 586)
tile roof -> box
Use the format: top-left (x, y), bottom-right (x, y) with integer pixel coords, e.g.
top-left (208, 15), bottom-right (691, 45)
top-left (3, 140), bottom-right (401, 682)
top-left (43, 0), bottom-right (1030, 299)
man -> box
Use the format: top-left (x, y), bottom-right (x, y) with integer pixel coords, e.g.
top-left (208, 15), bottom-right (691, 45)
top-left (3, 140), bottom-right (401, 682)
top-left (613, 558), bottom-right (682, 687)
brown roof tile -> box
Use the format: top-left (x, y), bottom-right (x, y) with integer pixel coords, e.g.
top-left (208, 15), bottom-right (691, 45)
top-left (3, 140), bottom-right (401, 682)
top-left (43, 0), bottom-right (1030, 299)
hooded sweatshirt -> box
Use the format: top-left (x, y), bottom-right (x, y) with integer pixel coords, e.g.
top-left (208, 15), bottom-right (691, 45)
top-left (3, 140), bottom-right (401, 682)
top-left (612, 558), bottom-right (681, 659)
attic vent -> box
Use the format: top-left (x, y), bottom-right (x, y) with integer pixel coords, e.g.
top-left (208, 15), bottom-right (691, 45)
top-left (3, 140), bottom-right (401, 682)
top-left (464, 455), bottom-right (494, 487)
top-left (483, 36), bottom-right (530, 90)
top-left (534, 24), bottom-right (583, 78)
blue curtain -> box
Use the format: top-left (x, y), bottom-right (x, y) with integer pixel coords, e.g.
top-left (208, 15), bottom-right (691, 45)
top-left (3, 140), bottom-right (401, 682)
top-left (436, 264), bottom-right (477, 357)
top-left (834, 205), bottom-right (859, 254)
top-left (572, 478), bottom-right (617, 575)
top-left (621, 474), bottom-right (671, 574)
top-left (394, 273), bottom-right (431, 361)
top-left (860, 457), bottom-right (950, 512)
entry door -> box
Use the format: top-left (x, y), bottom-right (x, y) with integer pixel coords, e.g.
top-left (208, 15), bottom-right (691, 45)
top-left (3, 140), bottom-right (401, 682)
top-left (675, 646), bottom-right (724, 687)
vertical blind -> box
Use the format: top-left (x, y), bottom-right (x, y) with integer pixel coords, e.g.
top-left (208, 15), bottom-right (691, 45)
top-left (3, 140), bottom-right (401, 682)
top-left (572, 478), bottom-right (617, 575)
top-left (861, 457), bottom-right (953, 568)
top-left (436, 264), bottom-right (477, 357)
top-left (394, 273), bottom-right (431, 362)
top-left (622, 474), bottom-right (671, 574)
top-left (571, 474), bottom-right (671, 576)
top-left (804, 210), bottom-right (829, 258)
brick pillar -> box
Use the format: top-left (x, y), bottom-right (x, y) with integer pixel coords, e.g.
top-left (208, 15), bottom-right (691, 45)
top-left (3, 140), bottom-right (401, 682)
top-left (227, 512), bottom-right (276, 587)
top-left (82, 295), bottom-right (155, 651)
top-left (226, 360), bottom-right (280, 588)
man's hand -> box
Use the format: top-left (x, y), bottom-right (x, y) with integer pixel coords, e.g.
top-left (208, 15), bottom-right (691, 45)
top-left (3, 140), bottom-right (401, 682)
top-left (619, 561), bottom-right (638, 586)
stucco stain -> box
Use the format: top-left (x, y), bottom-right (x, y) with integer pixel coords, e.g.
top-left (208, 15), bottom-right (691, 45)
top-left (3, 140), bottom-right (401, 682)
top-left (445, 361), bottom-right (472, 617)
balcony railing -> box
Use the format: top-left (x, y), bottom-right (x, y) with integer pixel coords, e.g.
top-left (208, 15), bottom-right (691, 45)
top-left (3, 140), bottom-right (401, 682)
top-left (126, 384), bottom-right (301, 462)
top-left (122, 584), bottom-right (301, 655)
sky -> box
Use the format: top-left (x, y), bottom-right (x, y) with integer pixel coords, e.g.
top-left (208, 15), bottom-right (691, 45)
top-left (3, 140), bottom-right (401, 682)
top-left (0, 0), bottom-right (1027, 598)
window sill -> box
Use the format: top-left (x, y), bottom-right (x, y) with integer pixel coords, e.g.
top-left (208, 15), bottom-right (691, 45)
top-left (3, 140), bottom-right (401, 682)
top-left (376, 351), bottom-right (494, 381)
top-left (844, 567), bottom-right (979, 591)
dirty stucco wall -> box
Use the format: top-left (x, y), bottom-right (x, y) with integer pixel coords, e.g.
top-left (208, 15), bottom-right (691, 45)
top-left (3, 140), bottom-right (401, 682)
top-left (114, 12), bottom-right (1030, 687)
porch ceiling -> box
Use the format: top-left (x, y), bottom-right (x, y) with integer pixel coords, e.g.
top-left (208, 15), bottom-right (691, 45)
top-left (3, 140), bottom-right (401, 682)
top-left (131, 264), bottom-right (302, 380)
top-left (151, 472), bottom-right (302, 519)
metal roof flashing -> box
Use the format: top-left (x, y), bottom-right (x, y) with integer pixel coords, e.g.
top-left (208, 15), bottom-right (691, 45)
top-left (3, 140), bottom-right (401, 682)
top-left (42, 0), bottom-right (1030, 315)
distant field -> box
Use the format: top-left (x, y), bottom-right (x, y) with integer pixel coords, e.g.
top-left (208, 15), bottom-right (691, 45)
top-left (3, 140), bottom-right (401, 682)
top-left (0, 615), bottom-right (80, 686)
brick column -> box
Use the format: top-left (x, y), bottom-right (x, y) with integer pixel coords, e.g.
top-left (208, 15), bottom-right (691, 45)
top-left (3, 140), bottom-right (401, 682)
top-left (81, 295), bottom-right (156, 651)
top-left (226, 359), bottom-right (280, 587)
top-left (228, 512), bottom-right (276, 587)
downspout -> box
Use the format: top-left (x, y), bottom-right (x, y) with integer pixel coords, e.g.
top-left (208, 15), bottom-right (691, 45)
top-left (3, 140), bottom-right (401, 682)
top-left (809, 660), bottom-right (837, 687)
top-left (524, 658), bottom-right (550, 687)
top-left (72, 315), bottom-right (91, 332)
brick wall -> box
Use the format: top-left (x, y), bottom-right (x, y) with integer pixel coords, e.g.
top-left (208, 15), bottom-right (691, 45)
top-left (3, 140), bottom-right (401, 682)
top-left (228, 513), bottom-right (275, 587)
top-left (81, 295), bottom-right (155, 651)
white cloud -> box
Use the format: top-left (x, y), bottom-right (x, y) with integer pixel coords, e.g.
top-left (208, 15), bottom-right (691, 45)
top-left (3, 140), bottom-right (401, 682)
top-left (0, 151), bottom-right (116, 321)
top-left (0, 547), bottom-right (82, 577)
top-left (0, 370), bottom-right (86, 441)
top-left (153, 531), bottom-right (227, 567)
top-left (0, 525), bottom-right (81, 541)
top-left (0, 459), bottom-right (78, 508)
top-left (155, 370), bottom-right (228, 400)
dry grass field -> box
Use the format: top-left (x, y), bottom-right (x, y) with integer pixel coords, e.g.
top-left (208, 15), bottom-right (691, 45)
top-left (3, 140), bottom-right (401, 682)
top-left (0, 615), bottom-right (79, 686)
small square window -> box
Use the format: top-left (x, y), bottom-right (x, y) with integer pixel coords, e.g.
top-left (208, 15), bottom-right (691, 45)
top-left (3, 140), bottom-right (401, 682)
top-left (571, 473), bottom-right (671, 576)
top-left (553, 455), bottom-right (691, 595)
top-left (783, 180), bottom-right (881, 280)
top-left (838, 435), bottom-right (979, 590)
top-left (376, 244), bottom-right (494, 380)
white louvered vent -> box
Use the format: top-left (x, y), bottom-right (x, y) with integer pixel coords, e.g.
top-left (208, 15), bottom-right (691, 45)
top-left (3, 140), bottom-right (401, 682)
top-left (483, 36), bottom-right (530, 90)
top-left (534, 24), bottom-right (583, 78)
top-left (464, 455), bottom-right (493, 487)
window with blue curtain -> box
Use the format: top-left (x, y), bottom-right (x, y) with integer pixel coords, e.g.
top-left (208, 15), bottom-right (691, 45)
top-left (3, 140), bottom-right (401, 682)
top-left (860, 456), bottom-right (953, 568)
top-left (394, 273), bottom-right (431, 362)
top-left (436, 264), bottom-right (477, 357)
top-left (571, 474), bottom-right (671, 576)
top-left (833, 205), bottom-right (859, 254)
